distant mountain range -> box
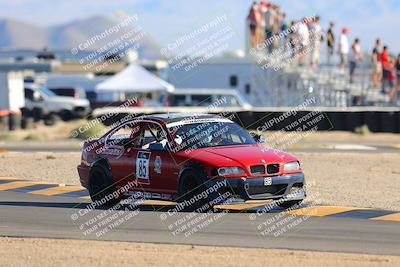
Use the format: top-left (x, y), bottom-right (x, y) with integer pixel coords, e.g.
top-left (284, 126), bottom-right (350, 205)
top-left (0, 16), bottom-right (162, 59)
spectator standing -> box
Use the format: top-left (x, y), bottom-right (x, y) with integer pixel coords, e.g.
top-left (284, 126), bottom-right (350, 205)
top-left (289, 20), bottom-right (298, 58)
top-left (326, 22), bottom-right (335, 65)
top-left (264, 3), bottom-right (276, 53)
top-left (394, 54), bottom-right (400, 102)
top-left (396, 54), bottom-right (400, 89)
top-left (273, 5), bottom-right (282, 49)
top-left (349, 38), bottom-right (363, 83)
top-left (280, 13), bottom-right (289, 50)
top-left (297, 19), bottom-right (310, 66)
top-left (310, 16), bottom-right (323, 68)
top-left (381, 46), bottom-right (391, 93)
top-left (388, 59), bottom-right (397, 102)
top-left (255, 2), bottom-right (265, 46)
top-left (338, 27), bottom-right (349, 73)
top-left (372, 39), bottom-right (382, 88)
top-left (247, 2), bottom-right (259, 49)
top-left (280, 13), bottom-right (289, 33)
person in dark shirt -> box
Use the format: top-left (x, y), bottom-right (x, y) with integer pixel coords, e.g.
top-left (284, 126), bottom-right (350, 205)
top-left (396, 54), bottom-right (400, 86)
top-left (326, 22), bottom-right (335, 65)
top-left (395, 54), bottom-right (400, 100)
top-left (388, 58), bottom-right (397, 102)
top-left (247, 2), bottom-right (259, 49)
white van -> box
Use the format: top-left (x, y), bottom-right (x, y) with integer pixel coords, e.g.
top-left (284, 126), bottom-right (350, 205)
top-left (169, 88), bottom-right (252, 110)
top-left (24, 84), bottom-right (90, 125)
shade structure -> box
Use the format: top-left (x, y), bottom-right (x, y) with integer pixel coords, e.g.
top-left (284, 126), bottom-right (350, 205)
top-left (95, 64), bottom-right (174, 93)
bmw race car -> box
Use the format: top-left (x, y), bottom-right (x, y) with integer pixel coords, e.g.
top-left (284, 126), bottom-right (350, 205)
top-left (77, 114), bottom-right (306, 210)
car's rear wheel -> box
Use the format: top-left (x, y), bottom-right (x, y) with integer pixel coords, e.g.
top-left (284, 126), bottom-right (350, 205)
top-left (44, 113), bottom-right (60, 126)
top-left (178, 168), bottom-right (220, 212)
top-left (88, 164), bottom-right (119, 207)
top-left (59, 110), bottom-right (73, 121)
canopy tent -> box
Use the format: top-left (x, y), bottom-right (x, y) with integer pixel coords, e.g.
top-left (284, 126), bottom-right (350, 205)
top-left (95, 64), bottom-right (174, 93)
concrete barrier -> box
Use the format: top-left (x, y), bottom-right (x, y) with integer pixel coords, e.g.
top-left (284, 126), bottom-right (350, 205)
top-left (90, 106), bottom-right (400, 133)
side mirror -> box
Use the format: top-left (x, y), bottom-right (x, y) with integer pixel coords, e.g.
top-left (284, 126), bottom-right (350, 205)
top-left (33, 92), bottom-right (44, 102)
top-left (254, 134), bottom-right (266, 143)
top-left (149, 142), bottom-right (166, 151)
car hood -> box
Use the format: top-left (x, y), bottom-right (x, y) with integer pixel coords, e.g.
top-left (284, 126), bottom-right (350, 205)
top-left (47, 96), bottom-right (89, 107)
top-left (181, 144), bottom-right (298, 168)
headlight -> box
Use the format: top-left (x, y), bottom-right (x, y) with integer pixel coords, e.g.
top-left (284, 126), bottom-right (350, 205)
top-left (217, 167), bottom-right (246, 176)
top-left (284, 162), bottom-right (300, 172)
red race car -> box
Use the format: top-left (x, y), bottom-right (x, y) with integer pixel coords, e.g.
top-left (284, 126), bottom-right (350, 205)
top-left (78, 114), bottom-right (306, 210)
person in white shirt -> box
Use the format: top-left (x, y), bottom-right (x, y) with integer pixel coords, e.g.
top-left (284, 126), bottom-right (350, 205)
top-left (296, 19), bottom-right (310, 66)
top-left (339, 27), bottom-right (349, 73)
top-left (264, 3), bottom-right (276, 53)
top-left (349, 38), bottom-right (364, 83)
top-left (310, 16), bottom-right (323, 68)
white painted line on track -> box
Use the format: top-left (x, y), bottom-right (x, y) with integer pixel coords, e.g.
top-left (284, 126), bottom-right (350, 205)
top-left (326, 144), bottom-right (377, 151)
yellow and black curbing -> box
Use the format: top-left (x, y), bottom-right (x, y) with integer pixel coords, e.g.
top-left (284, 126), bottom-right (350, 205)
top-left (0, 177), bottom-right (399, 222)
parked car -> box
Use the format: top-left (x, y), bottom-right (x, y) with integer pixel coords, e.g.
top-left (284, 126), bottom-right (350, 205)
top-left (49, 87), bottom-right (87, 99)
top-left (167, 88), bottom-right (252, 109)
top-left (23, 84), bottom-right (90, 125)
top-left (77, 113), bottom-right (305, 211)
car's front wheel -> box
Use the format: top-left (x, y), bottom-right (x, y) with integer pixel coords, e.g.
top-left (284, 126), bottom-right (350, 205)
top-left (88, 164), bottom-right (119, 207)
top-left (178, 168), bottom-right (220, 212)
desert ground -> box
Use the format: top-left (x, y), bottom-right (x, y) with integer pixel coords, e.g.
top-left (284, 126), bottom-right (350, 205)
top-left (1, 237), bottom-right (399, 267)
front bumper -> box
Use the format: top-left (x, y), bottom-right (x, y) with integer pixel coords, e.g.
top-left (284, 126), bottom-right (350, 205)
top-left (215, 173), bottom-right (306, 201)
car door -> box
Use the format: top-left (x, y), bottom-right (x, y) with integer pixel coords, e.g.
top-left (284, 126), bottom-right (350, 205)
top-left (102, 121), bottom-right (141, 196)
top-left (130, 122), bottom-right (179, 200)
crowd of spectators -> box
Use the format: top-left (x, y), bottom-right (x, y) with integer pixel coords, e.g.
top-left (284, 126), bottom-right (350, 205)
top-left (247, 1), bottom-right (400, 102)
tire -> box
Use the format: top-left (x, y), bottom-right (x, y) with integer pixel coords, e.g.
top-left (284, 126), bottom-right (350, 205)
top-left (178, 167), bottom-right (221, 212)
top-left (8, 113), bottom-right (21, 131)
top-left (59, 110), bottom-right (73, 121)
top-left (32, 108), bottom-right (43, 122)
top-left (0, 116), bottom-right (8, 132)
top-left (277, 200), bottom-right (302, 210)
top-left (88, 163), bottom-right (119, 207)
top-left (44, 113), bottom-right (60, 126)
top-left (21, 117), bottom-right (34, 130)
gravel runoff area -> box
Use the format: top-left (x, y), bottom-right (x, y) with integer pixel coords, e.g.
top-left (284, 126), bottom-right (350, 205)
top-left (0, 237), bottom-right (399, 267)
top-left (0, 151), bottom-right (399, 211)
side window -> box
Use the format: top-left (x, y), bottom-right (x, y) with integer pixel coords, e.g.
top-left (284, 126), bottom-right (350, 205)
top-left (245, 84), bottom-right (251, 94)
top-left (229, 75), bottom-right (238, 87)
top-left (191, 95), bottom-right (211, 106)
top-left (172, 94), bottom-right (186, 106)
top-left (25, 88), bottom-right (34, 100)
top-left (106, 122), bottom-right (140, 148)
top-left (141, 123), bottom-right (167, 149)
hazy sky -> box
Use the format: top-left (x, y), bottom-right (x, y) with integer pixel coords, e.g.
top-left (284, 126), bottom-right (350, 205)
top-left (1, 0), bottom-right (400, 53)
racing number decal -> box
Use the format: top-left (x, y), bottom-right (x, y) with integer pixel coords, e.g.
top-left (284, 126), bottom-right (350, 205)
top-left (136, 151), bottom-right (151, 184)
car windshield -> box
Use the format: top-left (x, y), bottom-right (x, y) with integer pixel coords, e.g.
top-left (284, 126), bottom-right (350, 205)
top-left (168, 121), bottom-right (256, 151)
top-left (37, 86), bottom-right (56, 97)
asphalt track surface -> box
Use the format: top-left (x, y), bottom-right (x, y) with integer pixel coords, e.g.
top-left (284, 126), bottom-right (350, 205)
top-left (1, 191), bottom-right (400, 256)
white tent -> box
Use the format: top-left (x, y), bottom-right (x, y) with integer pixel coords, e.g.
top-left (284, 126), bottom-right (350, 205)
top-left (95, 64), bottom-right (174, 93)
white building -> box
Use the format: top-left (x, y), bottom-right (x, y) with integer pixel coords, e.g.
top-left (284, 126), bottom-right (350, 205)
top-left (168, 56), bottom-right (307, 107)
